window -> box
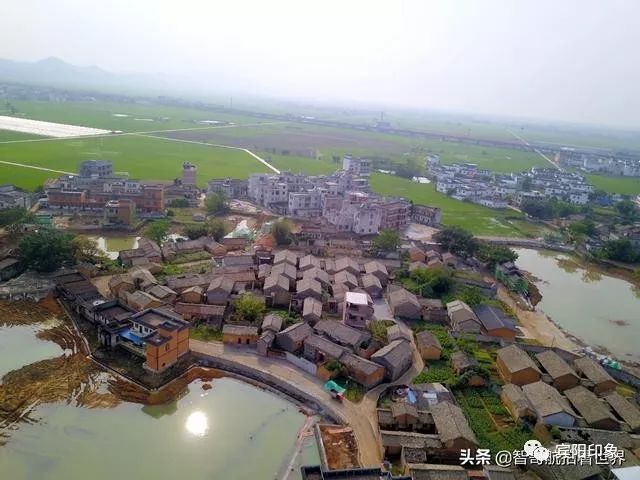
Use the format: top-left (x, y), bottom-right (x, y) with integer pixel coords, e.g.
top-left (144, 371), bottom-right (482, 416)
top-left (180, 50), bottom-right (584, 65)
top-left (165, 344), bottom-right (170, 352)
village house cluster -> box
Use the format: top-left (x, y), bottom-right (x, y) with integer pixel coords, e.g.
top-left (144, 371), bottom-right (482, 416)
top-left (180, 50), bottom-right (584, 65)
top-left (561, 152), bottom-right (640, 177)
top-left (42, 160), bottom-right (200, 224)
top-left (208, 155), bottom-right (441, 235)
top-left (429, 156), bottom-right (594, 208)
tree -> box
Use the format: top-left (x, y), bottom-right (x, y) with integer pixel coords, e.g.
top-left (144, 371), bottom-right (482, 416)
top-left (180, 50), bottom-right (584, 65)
top-left (410, 266), bottom-right (454, 297)
top-left (598, 239), bottom-right (640, 263)
top-left (476, 244), bottom-right (518, 268)
top-left (169, 198), bottom-right (190, 208)
top-left (19, 230), bottom-right (74, 272)
top-left (205, 192), bottom-right (229, 215)
top-left (615, 200), bottom-right (638, 221)
top-left (394, 158), bottom-right (422, 179)
top-left (183, 224), bottom-right (209, 240)
top-left (145, 219), bottom-right (171, 246)
top-left (0, 207), bottom-right (30, 227)
top-left (234, 293), bottom-right (265, 323)
top-left (449, 286), bottom-right (484, 307)
top-left (71, 236), bottom-right (103, 263)
top-left (207, 218), bottom-right (227, 241)
top-left (372, 229), bottom-right (400, 253)
top-left (271, 219), bottom-right (293, 246)
top-left (434, 227), bottom-right (479, 258)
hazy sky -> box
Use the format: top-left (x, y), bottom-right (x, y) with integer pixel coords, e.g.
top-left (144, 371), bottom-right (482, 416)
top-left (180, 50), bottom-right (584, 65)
top-left (2, 0), bottom-right (639, 127)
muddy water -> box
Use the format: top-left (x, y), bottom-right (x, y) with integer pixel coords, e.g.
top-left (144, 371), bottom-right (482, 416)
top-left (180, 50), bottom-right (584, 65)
top-left (0, 313), bottom-right (319, 479)
top-left (0, 322), bottom-right (65, 381)
top-left (87, 235), bottom-right (139, 260)
top-left (1, 377), bottom-right (318, 479)
top-left (514, 248), bottom-right (640, 363)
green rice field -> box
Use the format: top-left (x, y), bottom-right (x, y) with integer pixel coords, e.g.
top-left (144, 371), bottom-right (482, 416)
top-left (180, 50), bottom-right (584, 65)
top-left (586, 174), bottom-right (640, 196)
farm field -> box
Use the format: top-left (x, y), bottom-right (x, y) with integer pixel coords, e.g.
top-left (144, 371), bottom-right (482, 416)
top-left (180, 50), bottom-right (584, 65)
top-left (161, 120), bottom-right (548, 173)
top-left (586, 174), bottom-right (640, 196)
top-left (6, 100), bottom-right (271, 133)
top-left (0, 134), bottom-right (270, 190)
top-left (369, 173), bottom-right (540, 237)
top-left (0, 129), bottom-right (45, 142)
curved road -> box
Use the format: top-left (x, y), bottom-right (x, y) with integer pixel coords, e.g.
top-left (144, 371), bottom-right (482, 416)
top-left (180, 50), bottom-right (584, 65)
top-left (190, 318), bottom-right (424, 467)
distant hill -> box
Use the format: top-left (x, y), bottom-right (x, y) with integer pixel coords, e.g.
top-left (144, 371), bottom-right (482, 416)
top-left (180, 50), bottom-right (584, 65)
top-left (0, 57), bottom-right (166, 93)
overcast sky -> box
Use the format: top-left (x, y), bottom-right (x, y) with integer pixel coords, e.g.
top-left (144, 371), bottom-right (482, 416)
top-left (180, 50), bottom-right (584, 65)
top-left (2, 0), bottom-right (639, 128)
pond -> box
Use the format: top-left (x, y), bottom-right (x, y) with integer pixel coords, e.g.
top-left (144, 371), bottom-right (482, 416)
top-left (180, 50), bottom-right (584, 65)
top-left (88, 235), bottom-right (139, 260)
top-left (0, 321), bottom-right (319, 479)
top-left (514, 248), bottom-right (640, 363)
top-left (0, 320), bottom-right (66, 382)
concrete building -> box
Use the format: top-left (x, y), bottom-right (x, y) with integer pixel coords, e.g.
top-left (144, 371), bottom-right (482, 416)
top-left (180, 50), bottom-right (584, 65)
top-left (342, 291), bottom-right (374, 329)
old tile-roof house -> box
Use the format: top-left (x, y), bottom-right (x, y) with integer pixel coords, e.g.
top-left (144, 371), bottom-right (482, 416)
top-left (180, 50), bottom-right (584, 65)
top-left (604, 392), bottom-right (640, 432)
top-left (340, 353), bottom-right (385, 388)
top-left (166, 273), bottom-right (212, 293)
top-left (430, 401), bottom-right (478, 451)
top-left (387, 324), bottom-right (412, 344)
top-left (302, 297), bottom-right (322, 324)
top-left (131, 268), bottom-right (158, 291)
top-left (535, 350), bottom-right (580, 391)
top-left (573, 356), bottom-right (617, 395)
top-left (409, 261), bottom-right (429, 273)
top-left (179, 285), bottom-right (203, 304)
top-left (206, 276), bottom-right (235, 305)
top-left (388, 288), bottom-right (421, 320)
top-left (472, 304), bottom-right (517, 338)
top-left (496, 345), bottom-right (541, 386)
top-left (371, 339), bottom-right (413, 381)
top-left (125, 290), bottom-right (164, 311)
top-left (446, 300), bottom-right (481, 333)
top-left (296, 278), bottom-right (323, 302)
top-left (303, 334), bottom-right (347, 363)
top-left (415, 330), bottom-right (442, 360)
top-left (146, 285), bottom-right (177, 304)
top-left (501, 383), bottom-right (535, 421)
top-left (271, 262), bottom-right (297, 287)
top-left (261, 313), bottom-right (284, 334)
top-left (450, 350), bottom-right (486, 386)
top-left (408, 247), bottom-right (426, 263)
top-left (273, 249), bottom-right (297, 267)
top-left (363, 260), bottom-right (389, 285)
top-left (360, 273), bottom-right (383, 298)
top-left (119, 238), bottom-right (162, 266)
top-left (223, 324), bottom-right (259, 345)
top-left (314, 319), bottom-right (371, 351)
top-left (263, 273), bottom-right (291, 307)
top-left (0, 257), bottom-right (22, 281)
top-left (441, 252), bottom-right (457, 268)
top-left (521, 381), bottom-right (577, 427)
top-left (298, 254), bottom-right (321, 272)
top-left (220, 254), bottom-right (255, 269)
top-left (333, 270), bottom-right (358, 290)
top-left (108, 274), bottom-right (135, 297)
top-left (419, 298), bottom-right (447, 324)
top-left (276, 322), bottom-right (312, 353)
top-left (257, 330), bottom-right (276, 356)
top-left (330, 256), bottom-right (360, 276)
top-left (565, 385), bottom-right (620, 430)
top-left (174, 303), bottom-right (225, 326)
top-left (302, 266), bottom-right (330, 288)
top-left (342, 291), bottom-right (374, 330)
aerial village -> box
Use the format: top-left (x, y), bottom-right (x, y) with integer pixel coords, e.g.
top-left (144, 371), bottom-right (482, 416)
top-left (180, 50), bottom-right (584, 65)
top-left (2, 155), bottom-right (640, 480)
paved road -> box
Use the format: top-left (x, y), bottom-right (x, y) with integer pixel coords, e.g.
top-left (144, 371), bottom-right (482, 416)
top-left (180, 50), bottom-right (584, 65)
top-left (190, 323), bottom-right (424, 468)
